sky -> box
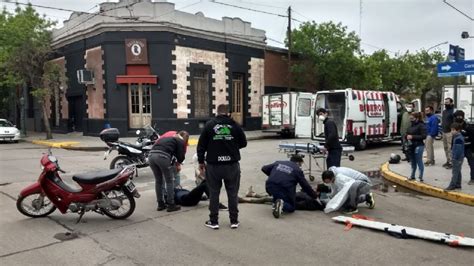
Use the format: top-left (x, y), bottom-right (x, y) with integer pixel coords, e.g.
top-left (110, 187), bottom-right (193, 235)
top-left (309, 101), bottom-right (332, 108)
top-left (2, 0), bottom-right (473, 59)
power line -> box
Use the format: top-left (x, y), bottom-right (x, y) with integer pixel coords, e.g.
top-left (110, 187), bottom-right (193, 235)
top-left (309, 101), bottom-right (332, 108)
top-left (210, 0), bottom-right (287, 18)
top-left (361, 42), bottom-right (397, 54)
top-left (292, 9), bottom-right (312, 22)
top-left (238, 0), bottom-right (287, 10)
top-left (267, 37), bottom-right (284, 45)
top-left (443, 0), bottom-right (473, 21)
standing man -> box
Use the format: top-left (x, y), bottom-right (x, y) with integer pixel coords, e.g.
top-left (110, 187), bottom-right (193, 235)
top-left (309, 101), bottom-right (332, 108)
top-left (197, 104), bottom-right (247, 230)
top-left (316, 108), bottom-right (342, 168)
top-left (424, 106), bottom-right (438, 166)
top-left (442, 98), bottom-right (455, 169)
top-left (453, 110), bottom-right (474, 185)
top-left (400, 103), bottom-right (414, 161)
top-left (149, 131), bottom-right (189, 212)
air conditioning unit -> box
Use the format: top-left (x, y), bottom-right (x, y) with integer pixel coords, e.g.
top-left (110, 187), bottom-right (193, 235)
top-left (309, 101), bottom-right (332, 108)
top-left (77, 69), bottom-right (95, 85)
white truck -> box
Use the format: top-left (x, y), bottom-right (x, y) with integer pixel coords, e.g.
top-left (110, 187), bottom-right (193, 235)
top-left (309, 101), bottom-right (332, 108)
top-left (261, 92), bottom-right (315, 138)
top-left (442, 85), bottom-right (474, 123)
top-left (312, 88), bottom-right (403, 150)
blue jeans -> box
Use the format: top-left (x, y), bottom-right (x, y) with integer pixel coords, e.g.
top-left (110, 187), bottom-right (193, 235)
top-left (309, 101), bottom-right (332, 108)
top-left (410, 145), bottom-right (424, 179)
top-left (449, 159), bottom-right (463, 188)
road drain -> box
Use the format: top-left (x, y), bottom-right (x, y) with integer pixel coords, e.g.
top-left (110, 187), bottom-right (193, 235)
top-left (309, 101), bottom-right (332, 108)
top-left (54, 232), bottom-right (78, 241)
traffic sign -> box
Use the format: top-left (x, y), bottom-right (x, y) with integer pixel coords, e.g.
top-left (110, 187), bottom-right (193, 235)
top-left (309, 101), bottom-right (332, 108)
top-left (437, 60), bottom-right (474, 77)
top-left (458, 48), bottom-right (465, 61)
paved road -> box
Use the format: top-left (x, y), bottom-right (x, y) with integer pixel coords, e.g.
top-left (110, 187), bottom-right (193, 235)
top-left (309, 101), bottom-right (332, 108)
top-left (0, 139), bottom-right (473, 265)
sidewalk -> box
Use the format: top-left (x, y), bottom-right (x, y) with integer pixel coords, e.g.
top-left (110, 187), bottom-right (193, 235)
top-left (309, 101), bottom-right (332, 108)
top-left (381, 141), bottom-right (474, 206)
top-left (22, 130), bottom-right (276, 151)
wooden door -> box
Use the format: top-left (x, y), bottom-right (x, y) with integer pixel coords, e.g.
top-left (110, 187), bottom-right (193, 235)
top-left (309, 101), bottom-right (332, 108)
top-left (231, 73), bottom-right (243, 124)
top-left (193, 69), bottom-right (210, 118)
top-left (129, 83), bottom-right (152, 128)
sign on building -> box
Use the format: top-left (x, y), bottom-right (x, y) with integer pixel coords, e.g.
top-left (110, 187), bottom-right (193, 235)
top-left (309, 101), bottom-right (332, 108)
top-left (125, 39), bottom-right (148, 64)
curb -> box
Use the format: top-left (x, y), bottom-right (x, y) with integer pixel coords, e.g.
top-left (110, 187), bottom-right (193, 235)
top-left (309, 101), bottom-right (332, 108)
top-left (380, 162), bottom-right (474, 207)
top-left (31, 140), bottom-right (80, 149)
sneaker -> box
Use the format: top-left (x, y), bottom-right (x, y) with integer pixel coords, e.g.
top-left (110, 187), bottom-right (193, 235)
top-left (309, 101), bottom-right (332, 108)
top-left (408, 177), bottom-right (416, 181)
top-left (468, 180), bottom-right (474, 185)
top-left (230, 221), bottom-right (240, 229)
top-left (401, 158), bottom-right (408, 161)
top-left (342, 208), bottom-right (359, 214)
top-left (442, 162), bottom-right (449, 167)
top-left (157, 201), bottom-right (167, 211)
top-left (419, 178), bottom-right (424, 183)
top-left (455, 186), bottom-right (462, 190)
top-left (166, 204), bottom-right (181, 212)
top-left (444, 187), bottom-right (456, 191)
top-left (272, 199), bottom-right (283, 219)
top-left (204, 220), bottom-right (219, 230)
top-left (218, 203), bottom-right (228, 210)
top-left (366, 193), bottom-right (375, 209)
top-left (444, 164), bottom-right (453, 169)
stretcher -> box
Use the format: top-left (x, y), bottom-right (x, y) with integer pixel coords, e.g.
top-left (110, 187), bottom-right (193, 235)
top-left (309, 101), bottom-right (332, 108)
top-left (278, 142), bottom-right (355, 180)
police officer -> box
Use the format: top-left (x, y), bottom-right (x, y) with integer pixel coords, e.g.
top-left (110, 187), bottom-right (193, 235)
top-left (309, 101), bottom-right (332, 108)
top-left (197, 104), bottom-right (247, 230)
top-left (316, 108), bottom-right (342, 168)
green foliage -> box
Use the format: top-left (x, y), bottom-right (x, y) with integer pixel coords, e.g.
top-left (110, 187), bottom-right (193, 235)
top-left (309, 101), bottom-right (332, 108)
top-left (288, 21), bottom-right (361, 90)
top-left (0, 3), bottom-right (55, 137)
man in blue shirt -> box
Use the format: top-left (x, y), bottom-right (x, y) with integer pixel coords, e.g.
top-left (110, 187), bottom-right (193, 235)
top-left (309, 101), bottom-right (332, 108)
top-left (424, 106), bottom-right (439, 166)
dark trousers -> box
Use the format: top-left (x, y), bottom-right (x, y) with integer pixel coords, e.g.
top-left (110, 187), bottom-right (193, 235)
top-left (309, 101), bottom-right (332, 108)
top-left (295, 192), bottom-right (325, 211)
top-left (149, 153), bottom-right (175, 205)
top-left (465, 149), bottom-right (474, 181)
top-left (206, 163), bottom-right (240, 223)
top-left (326, 149), bottom-right (342, 168)
top-left (266, 183), bottom-right (295, 212)
top-left (176, 181), bottom-right (209, 206)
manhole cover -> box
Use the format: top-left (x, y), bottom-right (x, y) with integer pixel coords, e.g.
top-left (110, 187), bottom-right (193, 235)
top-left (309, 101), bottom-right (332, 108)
top-left (54, 232), bottom-right (78, 241)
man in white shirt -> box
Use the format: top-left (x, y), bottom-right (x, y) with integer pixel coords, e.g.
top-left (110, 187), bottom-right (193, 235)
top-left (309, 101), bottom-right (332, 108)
top-left (322, 167), bottom-right (375, 214)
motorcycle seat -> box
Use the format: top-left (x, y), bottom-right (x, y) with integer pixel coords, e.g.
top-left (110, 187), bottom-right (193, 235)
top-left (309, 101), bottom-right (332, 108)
top-left (73, 168), bottom-right (122, 184)
top-left (120, 142), bottom-right (144, 150)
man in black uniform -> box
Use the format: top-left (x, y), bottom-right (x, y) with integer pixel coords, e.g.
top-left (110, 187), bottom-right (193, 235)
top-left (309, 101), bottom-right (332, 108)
top-left (149, 131), bottom-right (189, 212)
top-left (454, 110), bottom-right (474, 185)
top-left (262, 155), bottom-right (323, 219)
top-left (197, 104), bottom-right (247, 230)
top-left (316, 108), bottom-right (342, 168)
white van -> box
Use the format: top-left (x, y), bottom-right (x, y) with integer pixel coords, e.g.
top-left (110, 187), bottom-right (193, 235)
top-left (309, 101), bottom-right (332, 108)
top-left (442, 85), bottom-right (474, 123)
top-left (312, 88), bottom-right (402, 150)
top-left (261, 92), bottom-right (315, 138)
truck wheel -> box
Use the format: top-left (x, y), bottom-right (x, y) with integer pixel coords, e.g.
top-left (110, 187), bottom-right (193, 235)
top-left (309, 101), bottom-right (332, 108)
top-left (355, 137), bottom-right (367, 151)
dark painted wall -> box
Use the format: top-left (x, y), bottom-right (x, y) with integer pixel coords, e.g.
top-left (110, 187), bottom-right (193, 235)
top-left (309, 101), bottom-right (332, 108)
top-left (53, 31), bottom-right (264, 136)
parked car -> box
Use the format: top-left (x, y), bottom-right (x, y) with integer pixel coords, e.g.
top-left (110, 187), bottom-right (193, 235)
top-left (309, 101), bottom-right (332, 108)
top-left (0, 119), bottom-right (21, 143)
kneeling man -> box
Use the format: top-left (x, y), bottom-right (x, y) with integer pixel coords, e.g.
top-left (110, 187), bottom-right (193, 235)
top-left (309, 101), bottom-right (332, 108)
top-left (262, 155), bottom-right (321, 218)
top-left (322, 166), bottom-right (375, 214)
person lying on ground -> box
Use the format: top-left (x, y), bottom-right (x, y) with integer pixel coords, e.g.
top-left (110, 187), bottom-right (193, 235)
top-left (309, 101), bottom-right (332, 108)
top-left (261, 154), bottom-right (322, 219)
top-left (322, 167), bottom-right (375, 214)
top-left (174, 180), bottom-right (227, 209)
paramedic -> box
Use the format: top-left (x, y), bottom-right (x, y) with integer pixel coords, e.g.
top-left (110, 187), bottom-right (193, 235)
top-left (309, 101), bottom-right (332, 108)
top-left (262, 155), bottom-right (321, 219)
top-left (316, 108), bottom-right (342, 168)
top-left (321, 166), bottom-right (375, 214)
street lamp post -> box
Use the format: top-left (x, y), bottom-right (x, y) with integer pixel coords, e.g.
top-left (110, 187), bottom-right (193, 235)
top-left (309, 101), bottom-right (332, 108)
top-left (426, 41), bottom-right (448, 52)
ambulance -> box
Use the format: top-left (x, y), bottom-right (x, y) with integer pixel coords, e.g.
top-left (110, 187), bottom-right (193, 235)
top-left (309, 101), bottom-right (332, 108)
top-left (261, 92), bottom-right (315, 138)
top-left (312, 88), bottom-right (403, 150)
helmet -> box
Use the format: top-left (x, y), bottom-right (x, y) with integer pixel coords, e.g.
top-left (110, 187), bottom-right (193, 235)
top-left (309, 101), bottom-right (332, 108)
top-left (389, 153), bottom-right (401, 164)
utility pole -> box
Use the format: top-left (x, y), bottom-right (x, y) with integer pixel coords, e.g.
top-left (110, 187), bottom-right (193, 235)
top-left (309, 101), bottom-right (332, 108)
top-left (287, 5), bottom-right (292, 92)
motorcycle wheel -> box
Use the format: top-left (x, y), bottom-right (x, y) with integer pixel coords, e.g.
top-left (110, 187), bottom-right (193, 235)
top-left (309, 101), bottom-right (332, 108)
top-left (16, 192), bottom-right (56, 218)
top-left (101, 189), bottom-right (136, 219)
top-left (109, 156), bottom-right (133, 169)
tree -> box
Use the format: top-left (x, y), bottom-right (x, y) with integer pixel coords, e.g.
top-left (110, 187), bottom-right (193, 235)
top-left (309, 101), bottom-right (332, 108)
top-left (0, 4), bottom-right (55, 138)
top-left (288, 21), bottom-right (361, 91)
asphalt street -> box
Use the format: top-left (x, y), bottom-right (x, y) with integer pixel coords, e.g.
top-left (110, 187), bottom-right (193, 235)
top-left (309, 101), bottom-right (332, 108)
top-left (0, 139), bottom-right (473, 265)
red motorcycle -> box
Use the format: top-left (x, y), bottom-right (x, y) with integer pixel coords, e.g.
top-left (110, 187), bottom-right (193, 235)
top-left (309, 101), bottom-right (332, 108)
top-left (17, 150), bottom-right (140, 222)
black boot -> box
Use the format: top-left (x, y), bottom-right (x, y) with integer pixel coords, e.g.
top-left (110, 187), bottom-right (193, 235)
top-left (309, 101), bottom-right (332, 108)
top-left (167, 204), bottom-right (181, 212)
top-left (157, 201), bottom-right (167, 211)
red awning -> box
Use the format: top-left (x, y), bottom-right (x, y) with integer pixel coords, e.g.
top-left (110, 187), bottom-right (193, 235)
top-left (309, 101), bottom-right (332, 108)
top-left (116, 75), bottom-right (158, 84)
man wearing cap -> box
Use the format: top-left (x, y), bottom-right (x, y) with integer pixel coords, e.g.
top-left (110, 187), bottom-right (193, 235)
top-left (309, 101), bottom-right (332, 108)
top-left (316, 108), bottom-right (342, 168)
top-left (262, 155), bottom-right (321, 219)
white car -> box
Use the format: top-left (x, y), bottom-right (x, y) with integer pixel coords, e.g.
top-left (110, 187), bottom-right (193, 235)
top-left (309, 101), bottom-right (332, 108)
top-left (0, 119), bottom-right (21, 143)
